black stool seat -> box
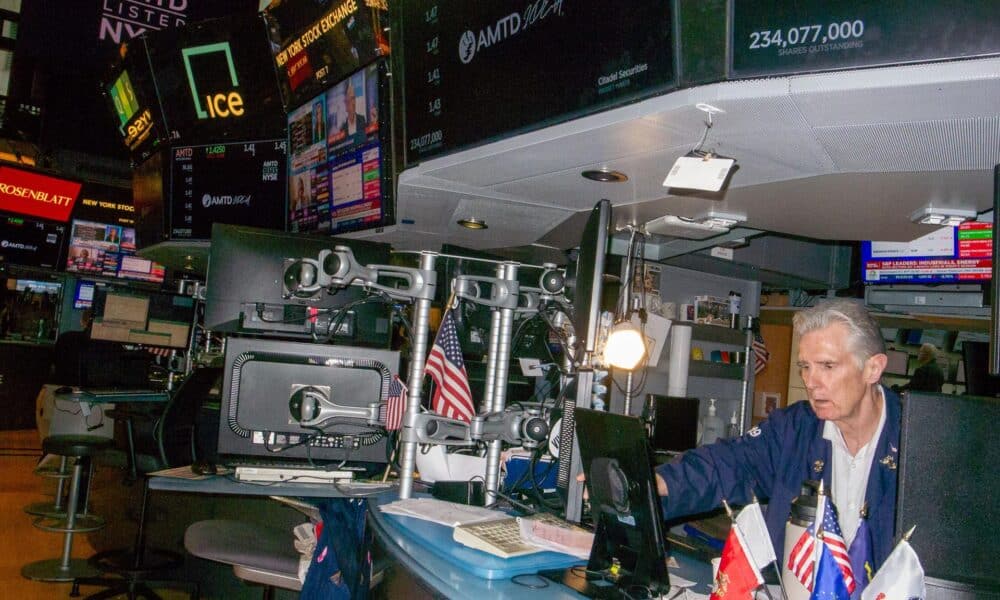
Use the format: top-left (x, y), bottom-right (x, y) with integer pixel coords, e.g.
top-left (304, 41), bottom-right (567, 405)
top-left (43, 435), bottom-right (114, 458)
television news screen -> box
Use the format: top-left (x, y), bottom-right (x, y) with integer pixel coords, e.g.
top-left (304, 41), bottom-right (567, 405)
top-left (104, 44), bottom-right (167, 164)
top-left (65, 219), bottom-right (165, 284)
top-left (74, 280), bottom-right (96, 310)
top-left (287, 60), bottom-right (394, 235)
top-left (168, 139), bottom-right (288, 240)
top-left (264, 0), bottom-right (389, 111)
top-left (0, 213), bottom-right (66, 270)
top-left (862, 221), bottom-right (993, 284)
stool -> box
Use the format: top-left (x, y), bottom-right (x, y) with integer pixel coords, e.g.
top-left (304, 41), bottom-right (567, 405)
top-left (70, 477), bottom-right (198, 600)
top-left (185, 520), bottom-right (302, 598)
top-left (22, 435), bottom-right (113, 582)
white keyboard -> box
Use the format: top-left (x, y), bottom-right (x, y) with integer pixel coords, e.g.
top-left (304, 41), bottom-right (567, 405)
top-left (452, 517), bottom-right (543, 559)
top-left (234, 466), bottom-right (354, 483)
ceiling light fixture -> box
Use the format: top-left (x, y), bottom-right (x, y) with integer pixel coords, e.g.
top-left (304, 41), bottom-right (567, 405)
top-left (909, 206), bottom-right (977, 227)
top-left (643, 211), bottom-right (746, 240)
top-left (581, 169), bottom-right (628, 183)
top-left (457, 218), bottom-right (488, 230)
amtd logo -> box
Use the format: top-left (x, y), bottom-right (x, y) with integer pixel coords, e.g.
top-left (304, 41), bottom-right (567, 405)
top-left (182, 42), bottom-right (244, 119)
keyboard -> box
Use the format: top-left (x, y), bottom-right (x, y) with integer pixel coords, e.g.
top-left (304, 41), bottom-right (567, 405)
top-left (453, 517), bottom-right (544, 559)
top-left (234, 465), bottom-right (354, 483)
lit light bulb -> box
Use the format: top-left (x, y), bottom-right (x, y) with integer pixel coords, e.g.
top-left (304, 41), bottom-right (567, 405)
top-left (604, 321), bottom-right (646, 370)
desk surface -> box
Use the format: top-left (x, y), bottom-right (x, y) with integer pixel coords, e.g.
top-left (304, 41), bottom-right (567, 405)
top-left (58, 387), bottom-right (169, 403)
top-left (368, 495), bottom-right (713, 599)
top-left (149, 473), bottom-right (398, 499)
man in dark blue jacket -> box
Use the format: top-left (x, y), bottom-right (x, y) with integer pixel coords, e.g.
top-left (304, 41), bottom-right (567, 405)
top-left (655, 299), bottom-right (900, 573)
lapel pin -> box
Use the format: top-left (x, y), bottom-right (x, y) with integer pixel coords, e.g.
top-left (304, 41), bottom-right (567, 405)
top-left (813, 459), bottom-right (824, 474)
top-left (880, 455), bottom-right (897, 470)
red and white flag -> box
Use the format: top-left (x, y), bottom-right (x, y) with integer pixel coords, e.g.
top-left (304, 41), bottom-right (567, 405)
top-left (424, 309), bottom-right (475, 422)
top-left (711, 525), bottom-right (764, 600)
top-left (384, 376), bottom-right (407, 431)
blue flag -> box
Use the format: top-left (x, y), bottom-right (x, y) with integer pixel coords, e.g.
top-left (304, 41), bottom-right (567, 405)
top-left (811, 543), bottom-right (852, 600)
top-left (848, 516), bottom-right (874, 600)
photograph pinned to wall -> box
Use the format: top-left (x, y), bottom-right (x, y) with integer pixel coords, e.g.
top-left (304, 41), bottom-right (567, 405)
top-left (754, 392), bottom-right (781, 419)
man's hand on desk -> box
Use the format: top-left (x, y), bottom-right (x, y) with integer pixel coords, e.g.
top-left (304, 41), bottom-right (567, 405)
top-left (576, 473), bottom-right (669, 496)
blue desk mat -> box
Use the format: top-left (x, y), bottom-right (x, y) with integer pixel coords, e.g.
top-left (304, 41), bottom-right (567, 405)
top-left (384, 513), bottom-right (585, 580)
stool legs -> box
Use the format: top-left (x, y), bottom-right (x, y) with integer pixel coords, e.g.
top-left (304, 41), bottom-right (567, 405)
top-left (22, 458), bottom-right (102, 582)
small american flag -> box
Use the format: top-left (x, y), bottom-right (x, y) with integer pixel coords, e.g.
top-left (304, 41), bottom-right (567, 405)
top-left (752, 331), bottom-right (770, 375)
top-left (425, 309), bottom-right (475, 422)
top-left (384, 376), bottom-right (407, 431)
top-left (787, 498), bottom-right (856, 593)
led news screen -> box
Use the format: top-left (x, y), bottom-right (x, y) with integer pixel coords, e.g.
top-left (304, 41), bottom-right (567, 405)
top-left (264, 0), bottom-right (389, 111)
top-left (168, 140), bottom-right (288, 240)
top-left (862, 222), bottom-right (993, 284)
top-left (65, 219), bottom-right (165, 284)
top-left (0, 213), bottom-right (66, 270)
top-left (142, 12), bottom-right (286, 145)
top-left (287, 61), bottom-right (393, 234)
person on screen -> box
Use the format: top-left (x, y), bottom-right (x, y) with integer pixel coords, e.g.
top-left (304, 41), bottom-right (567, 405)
top-left (105, 227), bottom-right (120, 244)
top-left (293, 177), bottom-right (308, 211)
top-left (312, 102), bottom-right (325, 143)
top-left (339, 79), bottom-right (367, 146)
top-left (72, 249), bottom-right (92, 268)
top-left (896, 343), bottom-right (945, 393)
top-left (654, 299), bottom-right (901, 573)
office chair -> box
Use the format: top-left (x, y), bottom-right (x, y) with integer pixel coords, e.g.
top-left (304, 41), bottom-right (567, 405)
top-left (71, 366), bottom-right (222, 600)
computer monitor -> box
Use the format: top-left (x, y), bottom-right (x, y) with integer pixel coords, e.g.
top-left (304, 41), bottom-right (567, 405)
top-left (204, 223), bottom-right (393, 346)
top-left (961, 341), bottom-right (1000, 397)
top-left (215, 336), bottom-right (398, 467)
top-left (896, 391), bottom-right (1000, 597)
top-left (543, 409), bottom-right (670, 596)
top-left (568, 199), bottom-right (611, 356)
top-left (90, 288), bottom-right (195, 349)
top-left (883, 349), bottom-right (910, 377)
top-left (645, 395), bottom-right (699, 454)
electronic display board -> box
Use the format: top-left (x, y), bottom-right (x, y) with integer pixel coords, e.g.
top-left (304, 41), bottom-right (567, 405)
top-left (862, 222), bottom-right (993, 284)
top-left (143, 12), bottom-right (286, 145)
top-left (731, 0), bottom-right (1000, 78)
top-left (288, 61), bottom-right (393, 235)
top-left (0, 213), bottom-right (66, 270)
top-left (168, 139), bottom-right (288, 240)
top-left (264, 0), bottom-right (390, 112)
top-left (401, 0), bottom-right (674, 163)
top-left (104, 44), bottom-right (168, 165)
top-left (0, 167), bottom-right (81, 223)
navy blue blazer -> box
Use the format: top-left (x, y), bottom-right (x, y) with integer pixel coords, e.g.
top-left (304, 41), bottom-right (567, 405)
top-left (656, 388), bottom-right (901, 569)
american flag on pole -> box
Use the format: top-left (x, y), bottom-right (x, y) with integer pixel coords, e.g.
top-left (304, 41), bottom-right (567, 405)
top-left (787, 498), bottom-right (856, 594)
top-left (752, 331), bottom-right (770, 375)
top-left (383, 375), bottom-right (407, 431)
top-left (425, 309), bottom-right (475, 422)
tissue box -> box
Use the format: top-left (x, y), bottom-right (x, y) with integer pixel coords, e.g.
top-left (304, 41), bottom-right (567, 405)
top-left (693, 295), bottom-right (731, 326)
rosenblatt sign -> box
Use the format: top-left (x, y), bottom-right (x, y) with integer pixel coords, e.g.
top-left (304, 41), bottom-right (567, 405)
top-left (0, 167), bottom-right (82, 222)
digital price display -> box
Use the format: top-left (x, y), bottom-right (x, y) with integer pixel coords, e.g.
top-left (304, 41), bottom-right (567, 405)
top-left (731, 0), bottom-right (1000, 78)
top-left (0, 214), bottom-right (66, 269)
top-left (169, 140), bottom-right (288, 240)
top-left (402, 0), bottom-right (674, 163)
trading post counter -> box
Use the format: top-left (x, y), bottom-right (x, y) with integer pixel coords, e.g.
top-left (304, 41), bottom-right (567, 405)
top-left (368, 494), bottom-right (714, 599)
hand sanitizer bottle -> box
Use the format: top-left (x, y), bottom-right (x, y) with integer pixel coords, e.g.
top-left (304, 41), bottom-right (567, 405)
top-left (700, 398), bottom-right (724, 445)
top-left (727, 410), bottom-right (740, 439)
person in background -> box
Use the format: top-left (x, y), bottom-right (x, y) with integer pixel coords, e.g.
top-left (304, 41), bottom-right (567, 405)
top-left (339, 79), bottom-right (368, 146)
top-left (898, 343), bottom-right (945, 393)
top-left (654, 298), bottom-right (901, 573)
top-left (52, 309), bottom-right (93, 386)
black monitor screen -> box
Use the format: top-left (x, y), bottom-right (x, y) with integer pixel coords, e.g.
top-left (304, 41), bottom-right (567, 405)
top-left (0, 213), bottom-right (66, 270)
top-left (961, 341), bottom-right (1000, 398)
top-left (204, 223), bottom-right (392, 346)
top-left (897, 391), bottom-right (1000, 593)
top-left (547, 408), bottom-right (669, 595)
top-left (569, 199), bottom-right (611, 356)
top-left (168, 139), bottom-right (288, 240)
top-left (287, 61), bottom-right (393, 235)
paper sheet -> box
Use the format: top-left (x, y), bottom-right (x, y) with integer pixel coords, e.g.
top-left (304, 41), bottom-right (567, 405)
top-left (379, 497), bottom-right (507, 527)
